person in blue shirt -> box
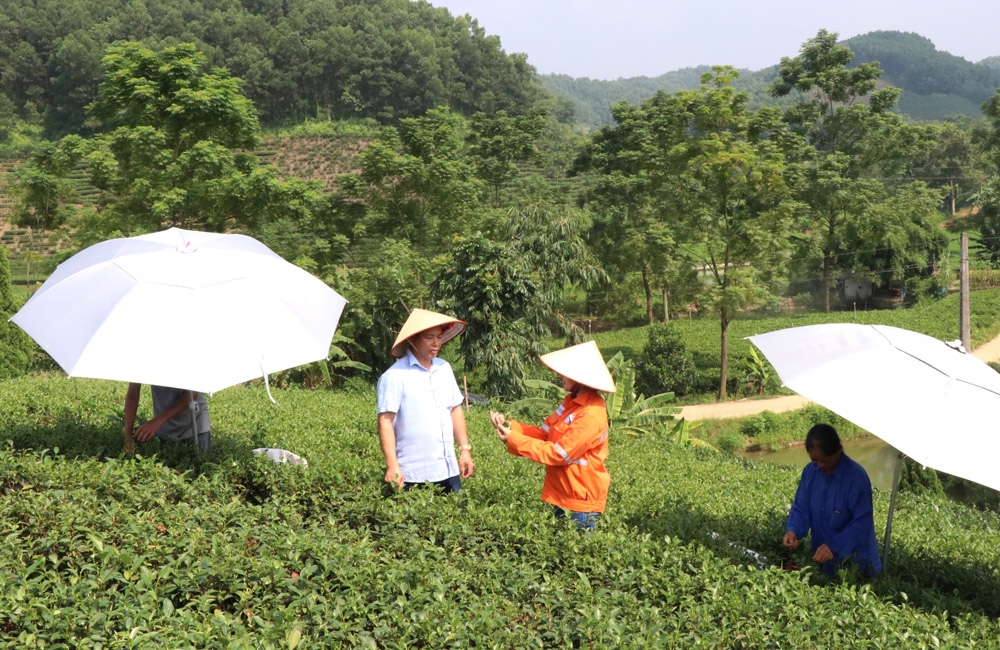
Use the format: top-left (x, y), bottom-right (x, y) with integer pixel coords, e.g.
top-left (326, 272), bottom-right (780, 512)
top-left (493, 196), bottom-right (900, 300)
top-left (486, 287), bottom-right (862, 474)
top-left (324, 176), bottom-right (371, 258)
top-left (376, 308), bottom-right (474, 493)
top-left (783, 424), bottom-right (882, 575)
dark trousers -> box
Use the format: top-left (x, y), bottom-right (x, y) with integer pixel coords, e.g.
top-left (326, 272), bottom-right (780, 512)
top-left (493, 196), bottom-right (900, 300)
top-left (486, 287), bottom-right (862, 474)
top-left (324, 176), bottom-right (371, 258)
top-left (404, 475), bottom-right (462, 493)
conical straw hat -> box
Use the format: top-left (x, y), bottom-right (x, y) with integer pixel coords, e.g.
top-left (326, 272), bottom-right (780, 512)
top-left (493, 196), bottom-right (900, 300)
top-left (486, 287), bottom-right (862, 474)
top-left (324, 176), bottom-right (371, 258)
top-left (391, 308), bottom-right (466, 358)
top-left (539, 340), bottom-right (616, 393)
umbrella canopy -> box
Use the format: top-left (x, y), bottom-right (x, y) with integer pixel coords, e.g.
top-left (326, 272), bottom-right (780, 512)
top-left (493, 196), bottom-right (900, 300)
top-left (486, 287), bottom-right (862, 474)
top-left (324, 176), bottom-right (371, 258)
top-left (11, 227), bottom-right (348, 395)
top-left (748, 323), bottom-right (1000, 493)
top-left (749, 323), bottom-right (1000, 570)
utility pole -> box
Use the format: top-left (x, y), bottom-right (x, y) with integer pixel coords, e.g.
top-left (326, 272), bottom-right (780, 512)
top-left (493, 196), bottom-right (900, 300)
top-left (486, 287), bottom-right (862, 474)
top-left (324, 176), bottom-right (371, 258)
top-left (960, 232), bottom-right (971, 350)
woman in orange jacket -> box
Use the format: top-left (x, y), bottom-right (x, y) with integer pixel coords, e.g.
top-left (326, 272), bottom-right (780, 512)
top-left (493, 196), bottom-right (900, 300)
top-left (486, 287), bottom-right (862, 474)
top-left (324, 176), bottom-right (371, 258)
top-left (490, 340), bottom-right (616, 529)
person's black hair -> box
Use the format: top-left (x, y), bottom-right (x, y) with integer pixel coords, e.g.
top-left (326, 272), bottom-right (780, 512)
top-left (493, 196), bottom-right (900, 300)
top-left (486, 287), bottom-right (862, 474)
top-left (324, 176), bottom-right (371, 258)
top-left (805, 423), bottom-right (842, 456)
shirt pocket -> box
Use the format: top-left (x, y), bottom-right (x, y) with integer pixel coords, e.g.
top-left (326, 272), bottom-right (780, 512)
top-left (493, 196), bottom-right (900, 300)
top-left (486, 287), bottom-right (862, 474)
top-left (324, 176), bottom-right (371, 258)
top-left (829, 506), bottom-right (850, 533)
top-left (547, 418), bottom-right (571, 445)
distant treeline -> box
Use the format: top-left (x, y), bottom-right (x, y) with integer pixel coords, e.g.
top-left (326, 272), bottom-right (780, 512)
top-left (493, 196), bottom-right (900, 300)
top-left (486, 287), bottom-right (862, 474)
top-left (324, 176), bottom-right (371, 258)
top-left (543, 30), bottom-right (1000, 128)
top-left (0, 0), bottom-right (558, 138)
top-left (541, 66), bottom-right (789, 129)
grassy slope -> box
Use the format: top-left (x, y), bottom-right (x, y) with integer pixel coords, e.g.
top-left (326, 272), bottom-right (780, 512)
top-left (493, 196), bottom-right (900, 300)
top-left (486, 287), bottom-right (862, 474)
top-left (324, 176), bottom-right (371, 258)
top-left (1, 377), bottom-right (999, 646)
top-left (591, 288), bottom-right (1000, 400)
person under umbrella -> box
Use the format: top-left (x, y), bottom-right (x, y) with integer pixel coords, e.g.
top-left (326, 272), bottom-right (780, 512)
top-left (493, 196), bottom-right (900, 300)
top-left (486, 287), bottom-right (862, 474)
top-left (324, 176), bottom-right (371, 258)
top-left (490, 340), bottom-right (616, 530)
top-left (10, 227), bottom-right (349, 457)
top-left (783, 423), bottom-right (882, 576)
top-left (124, 384), bottom-right (211, 453)
top-left (377, 308), bottom-right (474, 492)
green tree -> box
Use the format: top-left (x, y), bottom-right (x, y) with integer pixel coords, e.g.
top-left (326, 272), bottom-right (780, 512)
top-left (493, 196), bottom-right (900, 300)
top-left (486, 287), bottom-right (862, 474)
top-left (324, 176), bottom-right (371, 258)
top-left (334, 239), bottom-right (435, 375)
top-left (45, 30), bottom-right (105, 138)
top-left (844, 182), bottom-right (948, 298)
top-left (15, 42), bottom-right (320, 238)
top-left (433, 207), bottom-right (604, 399)
top-left (497, 205), bottom-right (606, 336)
top-left (468, 108), bottom-right (548, 203)
top-left (980, 88), bottom-right (1000, 172)
top-left (909, 120), bottom-right (989, 215)
top-left (11, 137), bottom-right (85, 229)
top-left (573, 92), bottom-right (696, 324)
top-left (80, 42), bottom-right (264, 233)
top-left (672, 68), bottom-right (801, 397)
top-left (636, 323), bottom-right (698, 398)
top-left (432, 233), bottom-right (538, 399)
top-left (973, 90), bottom-right (1000, 264)
top-left (342, 107), bottom-right (484, 252)
top-left (770, 30), bottom-right (937, 312)
top-left (972, 175), bottom-right (1000, 264)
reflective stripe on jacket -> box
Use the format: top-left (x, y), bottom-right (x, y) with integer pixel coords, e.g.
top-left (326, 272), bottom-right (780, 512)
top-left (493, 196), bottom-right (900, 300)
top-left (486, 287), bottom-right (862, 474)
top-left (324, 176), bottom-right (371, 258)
top-left (506, 389), bottom-right (610, 513)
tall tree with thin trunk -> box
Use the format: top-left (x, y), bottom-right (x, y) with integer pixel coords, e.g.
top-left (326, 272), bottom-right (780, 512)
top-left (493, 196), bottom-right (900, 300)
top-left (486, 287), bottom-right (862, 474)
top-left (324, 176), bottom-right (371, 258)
top-left (572, 93), bottom-right (694, 324)
top-left (971, 90), bottom-right (1000, 264)
top-left (770, 30), bottom-right (933, 312)
top-left (669, 68), bottom-right (802, 398)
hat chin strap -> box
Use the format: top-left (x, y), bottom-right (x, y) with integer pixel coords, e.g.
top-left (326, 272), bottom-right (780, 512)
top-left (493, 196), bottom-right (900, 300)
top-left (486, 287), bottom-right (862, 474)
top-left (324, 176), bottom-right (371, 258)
top-left (408, 343), bottom-right (437, 368)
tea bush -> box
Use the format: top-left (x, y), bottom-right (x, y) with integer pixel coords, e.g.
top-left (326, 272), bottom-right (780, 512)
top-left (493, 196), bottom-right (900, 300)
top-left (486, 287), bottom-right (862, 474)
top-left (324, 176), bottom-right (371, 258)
top-left (716, 431), bottom-right (746, 456)
top-left (2, 376), bottom-right (1000, 647)
top-left (635, 323), bottom-right (697, 398)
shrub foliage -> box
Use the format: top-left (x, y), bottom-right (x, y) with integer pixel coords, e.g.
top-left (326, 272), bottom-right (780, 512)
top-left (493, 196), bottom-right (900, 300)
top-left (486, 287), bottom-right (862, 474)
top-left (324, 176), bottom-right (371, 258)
top-left (635, 322), bottom-right (698, 398)
top-left (1, 376), bottom-right (1000, 647)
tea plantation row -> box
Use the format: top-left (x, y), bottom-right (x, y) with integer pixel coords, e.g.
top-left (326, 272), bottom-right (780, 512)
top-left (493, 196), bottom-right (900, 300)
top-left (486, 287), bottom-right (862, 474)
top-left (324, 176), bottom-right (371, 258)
top-left (1, 376), bottom-right (999, 647)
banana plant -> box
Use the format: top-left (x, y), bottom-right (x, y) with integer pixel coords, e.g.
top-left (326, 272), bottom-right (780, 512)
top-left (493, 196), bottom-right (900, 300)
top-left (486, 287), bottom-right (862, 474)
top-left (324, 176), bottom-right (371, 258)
top-left (506, 350), bottom-right (714, 450)
top-left (507, 378), bottom-right (566, 414)
top-left (605, 351), bottom-right (682, 437)
top-left (302, 333), bottom-right (372, 388)
top-left (668, 417), bottom-right (718, 452)
top-left (743, 346), bottom-right (773, 395)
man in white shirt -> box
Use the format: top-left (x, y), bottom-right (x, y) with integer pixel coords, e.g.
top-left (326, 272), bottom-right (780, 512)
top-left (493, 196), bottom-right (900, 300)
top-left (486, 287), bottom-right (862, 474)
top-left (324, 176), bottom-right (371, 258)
top-left (376, 308), bottom-right (474, 492)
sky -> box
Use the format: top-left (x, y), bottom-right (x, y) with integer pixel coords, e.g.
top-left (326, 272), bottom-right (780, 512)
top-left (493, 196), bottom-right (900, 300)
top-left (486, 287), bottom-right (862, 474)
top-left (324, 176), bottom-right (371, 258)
top-left (430, 0), bottom-right (1000, 80)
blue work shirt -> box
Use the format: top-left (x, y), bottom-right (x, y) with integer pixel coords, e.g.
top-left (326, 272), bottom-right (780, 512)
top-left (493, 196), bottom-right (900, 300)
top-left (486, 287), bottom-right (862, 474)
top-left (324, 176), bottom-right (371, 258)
top-left (786, 453), bottom-right (882, 575)
top-left (376, 349), bottom-right (463, 483)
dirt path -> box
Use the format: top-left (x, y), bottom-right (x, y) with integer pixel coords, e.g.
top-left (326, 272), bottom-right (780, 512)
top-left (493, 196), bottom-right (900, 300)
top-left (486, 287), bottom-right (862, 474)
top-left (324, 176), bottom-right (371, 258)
top-left (678, 332), bottom-right (1000, 421)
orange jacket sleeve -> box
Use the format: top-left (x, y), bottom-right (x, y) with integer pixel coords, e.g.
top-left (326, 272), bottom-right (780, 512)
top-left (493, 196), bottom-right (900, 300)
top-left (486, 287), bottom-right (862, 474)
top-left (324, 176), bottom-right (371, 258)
top-left (509, 420), bottom-right (548, 441)
top-left (507, 404), bottom-right (605, 466)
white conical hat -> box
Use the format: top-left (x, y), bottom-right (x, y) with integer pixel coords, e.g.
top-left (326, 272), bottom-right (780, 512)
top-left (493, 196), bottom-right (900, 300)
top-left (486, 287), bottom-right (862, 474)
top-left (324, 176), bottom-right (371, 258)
top-left (390, 308), bottom-right (465, 358)
top-left (539, 340), bottom-right (616, 393)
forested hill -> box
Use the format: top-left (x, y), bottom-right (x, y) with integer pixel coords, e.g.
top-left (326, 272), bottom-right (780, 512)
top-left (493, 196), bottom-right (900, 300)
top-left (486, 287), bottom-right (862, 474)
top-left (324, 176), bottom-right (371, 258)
top-left (3, 1), bottom-right (998, 139)
top-left (543, 30), bottom-right (1000, 128)
top-left (843, 31), bottom-right (1000, 120)
top-left (0, 0), bottom-right (551, 139)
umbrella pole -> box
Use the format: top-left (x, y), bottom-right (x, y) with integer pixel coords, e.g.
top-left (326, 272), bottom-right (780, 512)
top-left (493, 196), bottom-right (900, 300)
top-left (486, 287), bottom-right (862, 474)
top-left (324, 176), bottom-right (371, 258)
top-left (189, 390), bottom-right (199, 450)
top-left (881, 451), bottom-right (904, 572)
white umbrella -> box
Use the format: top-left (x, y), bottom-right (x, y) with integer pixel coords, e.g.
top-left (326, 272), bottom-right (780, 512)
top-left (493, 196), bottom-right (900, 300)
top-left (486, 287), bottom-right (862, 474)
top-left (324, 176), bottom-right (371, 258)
top-left (748, 323), bottom-right (1000, 569)
top-left (11, 226), bottom-right (347, 396)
